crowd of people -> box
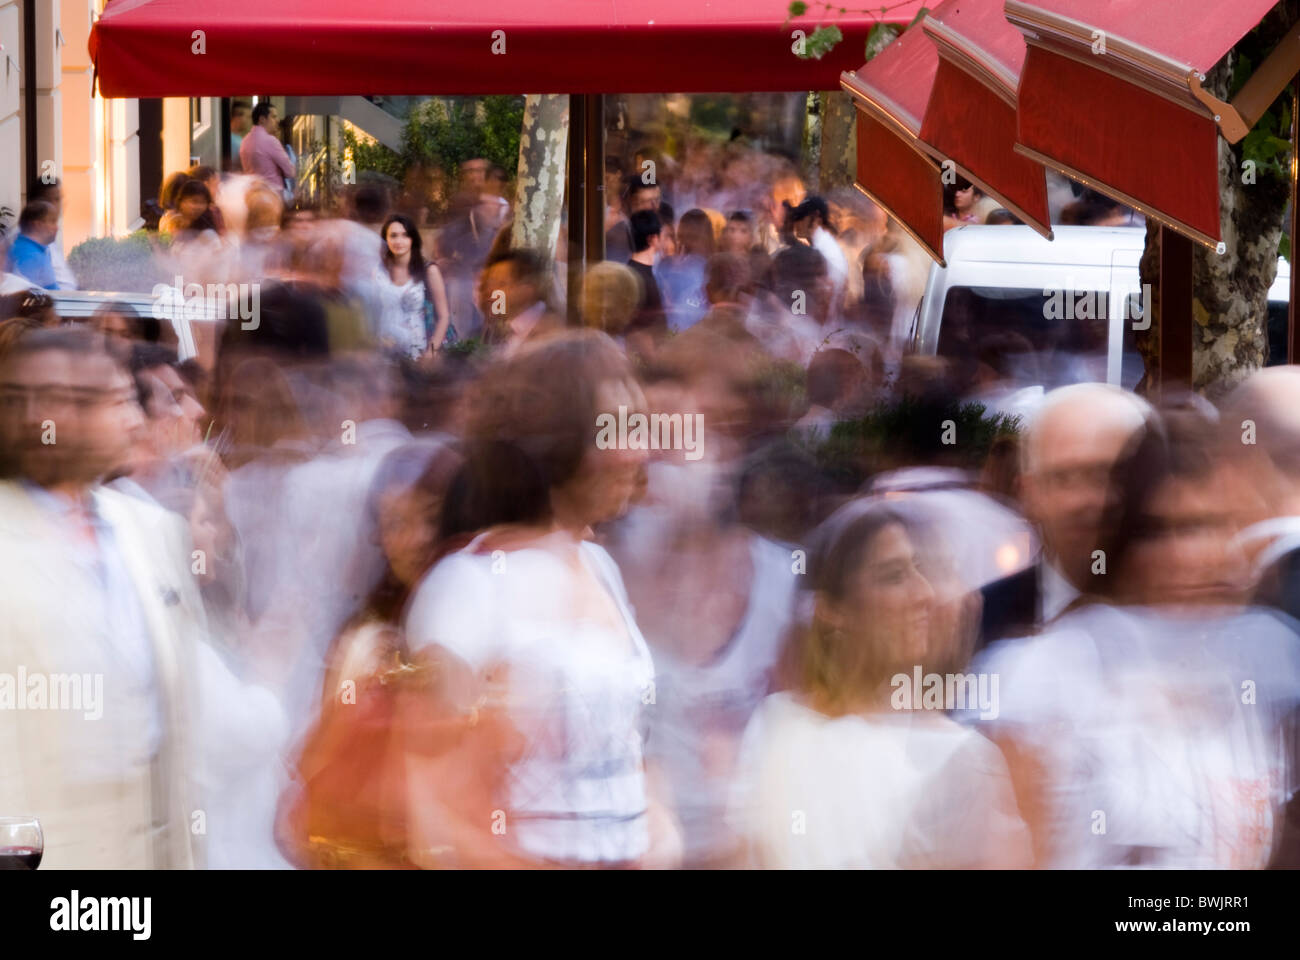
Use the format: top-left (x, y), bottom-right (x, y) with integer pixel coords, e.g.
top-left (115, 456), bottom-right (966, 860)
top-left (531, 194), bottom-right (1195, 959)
top-left (1, 129), bottom-right (1298, 871)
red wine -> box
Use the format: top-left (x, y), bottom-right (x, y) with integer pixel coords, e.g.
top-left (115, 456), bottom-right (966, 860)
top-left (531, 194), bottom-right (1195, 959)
top-left (0, 846), bottom-right (41, 870)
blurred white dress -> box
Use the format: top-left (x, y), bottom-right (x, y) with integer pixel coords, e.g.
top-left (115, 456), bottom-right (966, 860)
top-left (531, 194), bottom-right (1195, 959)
top-left (728, 692), bottom-right (1031, 869)
top-left (973, 603), bottom-right (1300, 868)
top-left (374, 268), bottom-right (428, 359)
top-left (405, 531), bottom-right (657, 865)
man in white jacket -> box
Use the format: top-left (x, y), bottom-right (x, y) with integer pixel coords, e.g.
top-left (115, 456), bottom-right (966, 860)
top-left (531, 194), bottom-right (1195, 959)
top-left (0, 327), bottom-right (204, 869)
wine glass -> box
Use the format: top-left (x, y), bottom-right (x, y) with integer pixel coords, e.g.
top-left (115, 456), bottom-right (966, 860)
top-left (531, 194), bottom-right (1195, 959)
top-left (0, 818), bottom-right (43, 870)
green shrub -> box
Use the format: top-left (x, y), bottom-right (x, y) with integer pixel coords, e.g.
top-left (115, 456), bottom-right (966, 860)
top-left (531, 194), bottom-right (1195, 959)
top-left (67, 230), bottom-right (171, 293)
top-left (796, 396), bottom-right (1022, 489)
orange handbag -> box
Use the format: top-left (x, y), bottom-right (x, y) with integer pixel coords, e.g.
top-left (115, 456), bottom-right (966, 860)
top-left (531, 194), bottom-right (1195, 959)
top-left (275, 650), bottom-right (530, 869)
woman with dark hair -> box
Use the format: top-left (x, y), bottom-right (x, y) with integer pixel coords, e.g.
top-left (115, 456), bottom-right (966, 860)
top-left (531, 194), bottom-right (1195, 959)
top-left (654, 208), bottom-right (715, 333)
top-left (160, 178), bottom-right (218, 237)
top-left (159, 171), bottom-right (190, 216)
top-left (943, 176), bottom-right (984, 230)
top-left (405, 330), bottom-right (682, 868)
top-left (319, 441), bottom-right (466, 705)
top-left (376, 213), bottom-right (452, 359)
top-left (727, 501), bottom-right (1030, 868)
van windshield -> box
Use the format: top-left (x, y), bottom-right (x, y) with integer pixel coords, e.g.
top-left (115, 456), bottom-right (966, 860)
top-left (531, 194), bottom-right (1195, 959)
top-left (936, 285), bottom-right (1110, 392)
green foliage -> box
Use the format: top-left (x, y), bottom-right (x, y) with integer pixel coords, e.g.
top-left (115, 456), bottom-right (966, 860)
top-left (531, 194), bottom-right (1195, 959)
top-left (800, 25), bottom-right (844, 60)
top-left (1239, 100), bottom-right (1293, 184)
top-left (67, 230), bottom-right (171, 293)
top-left (797, 396), bottom-right (1021, 487)
top-left (443, 336), bottom-right (488, 359)
top-left (782, 3), bottom-right (927, 62)
top-left (864, 22), bottom-right (901, 61)
top-left (342, 96), bottom-right (525, 213)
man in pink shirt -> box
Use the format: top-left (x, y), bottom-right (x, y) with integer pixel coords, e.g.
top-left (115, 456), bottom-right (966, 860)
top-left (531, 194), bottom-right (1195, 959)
top-left (240, 102), bottom-right (295, 193)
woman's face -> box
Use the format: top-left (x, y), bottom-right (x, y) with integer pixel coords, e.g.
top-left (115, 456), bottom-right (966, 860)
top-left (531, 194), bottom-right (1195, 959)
top-left (554, 377), bottom-right (649, 529)
top-left (378, 487), bottom-right (441, 587)
top-left (179, 194), bottom-right (208, 223)
top-left (840, 522), bottom-right (935, 667)
top-left (723, 219), bottom-right (753, 253)
top-left (954, 185), bottom-right (976, 213)
top-left (385, 221), bottom-right (412, 259)
top-left (95, 313), bottom-right (133, 340)
top-left (1123, 465), bottom-right (1252, 608)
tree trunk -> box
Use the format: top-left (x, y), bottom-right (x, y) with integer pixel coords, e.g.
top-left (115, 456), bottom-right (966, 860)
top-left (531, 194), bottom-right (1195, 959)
top-left (510, 94), bottom-right (570, 263)
top-left (802, 91), bottom-right (823, 190)
top-left (1137, 34), bottom-right (1292, 400)
top-left (819, 90), bottom-right (858, 193)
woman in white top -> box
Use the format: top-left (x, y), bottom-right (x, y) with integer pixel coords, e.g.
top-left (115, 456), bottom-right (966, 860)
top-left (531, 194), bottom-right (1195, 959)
top-left (376, 213), bottom-right (451, 359)
top-left (728, 502), bottom-right (1031, 869)
top-left (405, 330), bottom-right (682, 868)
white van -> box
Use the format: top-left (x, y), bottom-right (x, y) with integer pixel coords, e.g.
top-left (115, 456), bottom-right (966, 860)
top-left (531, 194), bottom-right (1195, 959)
top-left (910, 225), bottom-right (1291, 389)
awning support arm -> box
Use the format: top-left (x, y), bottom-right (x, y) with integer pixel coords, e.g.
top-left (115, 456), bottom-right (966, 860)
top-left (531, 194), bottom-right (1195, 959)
top-left (1189, 19), bottom-right (1300, 144)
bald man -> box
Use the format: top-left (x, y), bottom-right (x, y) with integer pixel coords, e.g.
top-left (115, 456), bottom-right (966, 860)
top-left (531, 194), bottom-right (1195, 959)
top-left (1223, 367), bottom-right (1300, 621)
top-left (978, 383), bottom-right (1152, 650)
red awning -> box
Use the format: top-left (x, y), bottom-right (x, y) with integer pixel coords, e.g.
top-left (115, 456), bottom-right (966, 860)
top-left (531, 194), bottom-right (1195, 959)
top-left (841, 21), bottom-right (946, 265)
top-left (1006, 0), bottom-right (1280, 247)
top-left (88, 0), bottom-right (927, 97)
top-left (917, 0), bottom-right (1051, 238)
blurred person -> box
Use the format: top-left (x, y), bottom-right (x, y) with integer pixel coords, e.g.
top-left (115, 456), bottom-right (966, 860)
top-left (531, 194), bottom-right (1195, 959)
top-left (603, 156), bottom-right (627, 233)
top-left (240, 102), bottom-right (296, 193)
top-left (238, 184), bottom-right (285, 279)
top-left (230, 100), bottom-right (253, 163)
top-left (436, 186), bottom-right (511, 342)
top-left (607, 176), bottom-right (663, 263)
top-left (377, 213), bottom-right (452, 359)
top-left (759, 168), bottom-right (805, 253)
top-left (319, 441), bottom-right (465, 706)
top-left (655, 208), bottom-right (713, 333)
top-left (5, 201), bottom-right (62, 291)
top-left (657, 202), bottom-right (678, 258)
top-left (626, 210), bottom-right (665, 333)
top-left (119, 344), bottom-right (208, 501)
top-left (0, 327), bottom-right (205, 868)
top-left (405, 330), bottom-right (683, 868)
top-left (91, 301), bottom-right (161, 346)
top-left (160, 179), bottom-right (219, 238)
top-left (336, 184), bottom-right (390, 334)
top-left (975, 407), bottom-right (1300, 868)
top-left (21, 178), bottom-right (77, 289)
top-left (243, 354), bottom-right (415, 737)
top-left (946, 175), bottom-right (982, 230)
top-left (580, 260), bottom-right (641, 339)
top-left (789, 196), bottom-right (849, 323)
top-left (459, 157), bottom-right (489, 200)
top-left (1060, 188), bottom-right (1142, 227)
top-left (158, 171), bottom-right (190, 222)
top-left (0, 290), bottom-right (60, 333)
top-left (187, 164), bottom-right (227, 233)
top-left (722, 210), bottom-right (760, 255)
top-left (605, 340), bottom-right (800, 867)
top-left (278, 439), bottom-right (474, 869)
top-left (1225, 367), bottom-right (1300, 622)
top-left (727, 503), bottom-right (1031, 868)
top-left (978, 383), bottom-right (1152, 650)
top-left (478, 248), bottom-right (564, 358)
top-left (984, 208), bottom-right (1021, 226)
top-left (793, 347), bottom-right (869, 442)
top-left (485, 164), bottom-right (509, 200)
top-left (746, 242), bottom-right (829, 364)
